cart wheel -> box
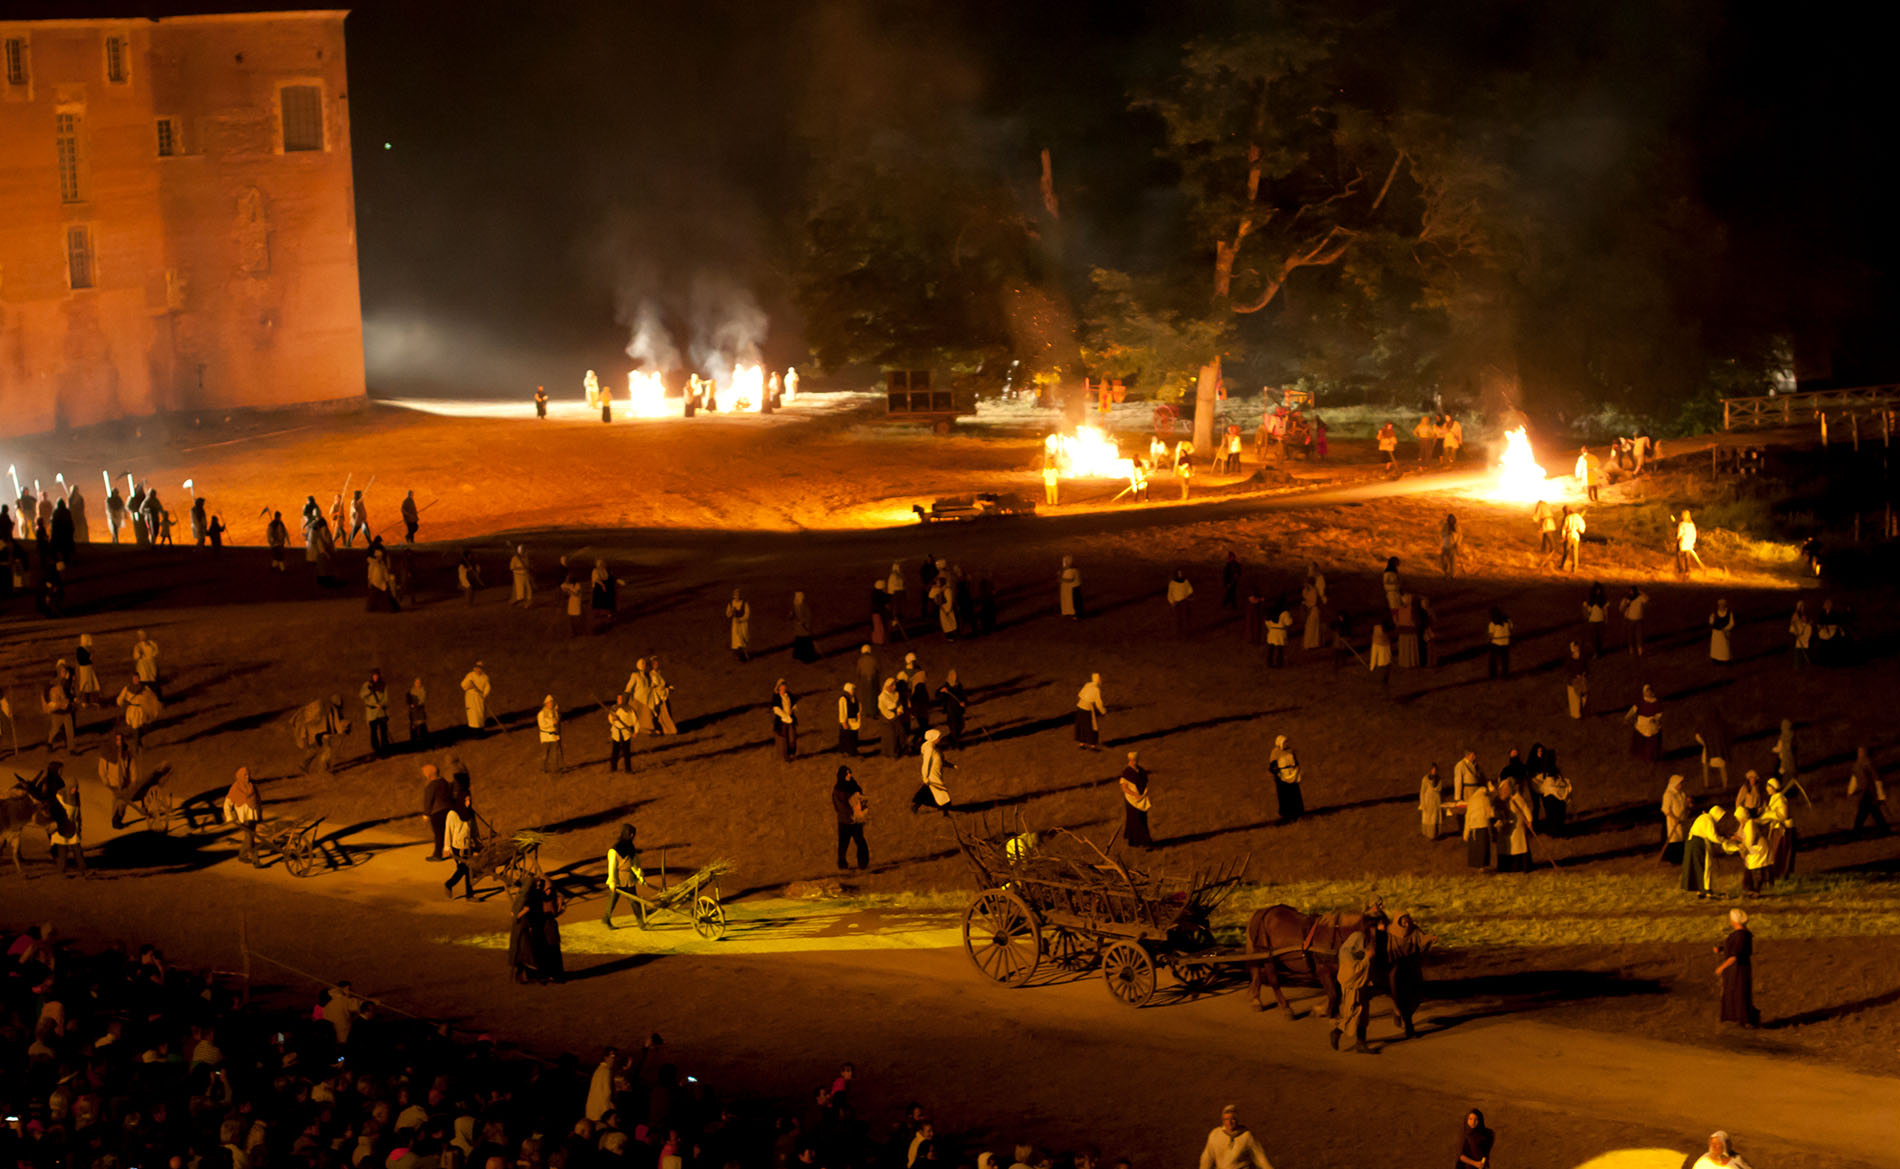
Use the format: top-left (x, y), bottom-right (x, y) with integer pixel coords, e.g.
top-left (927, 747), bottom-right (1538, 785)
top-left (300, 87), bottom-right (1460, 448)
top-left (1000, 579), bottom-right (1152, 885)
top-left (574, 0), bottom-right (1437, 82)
top-left (962, 889), bottom-right (1042, 986)
top-left (145, 789), bottom-right (175, 834)
top-left (692, 895), bottom-right (727, 940)
top-left (1043, 927), bottom-right (1100, 973)
top-left (1102, 941), bottom-right (1156, 1007)
top-left (1169, 956), bottom-right (1218, 995)
top-left (284, 850), bottom-right (312, 878)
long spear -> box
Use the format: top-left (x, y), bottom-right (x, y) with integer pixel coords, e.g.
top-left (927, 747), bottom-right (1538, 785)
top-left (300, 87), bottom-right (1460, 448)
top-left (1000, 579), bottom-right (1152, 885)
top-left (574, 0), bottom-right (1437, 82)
top-left (101, 470), bottom-right (111, 496)
top-left (183, 478), bottom-right (196, 498)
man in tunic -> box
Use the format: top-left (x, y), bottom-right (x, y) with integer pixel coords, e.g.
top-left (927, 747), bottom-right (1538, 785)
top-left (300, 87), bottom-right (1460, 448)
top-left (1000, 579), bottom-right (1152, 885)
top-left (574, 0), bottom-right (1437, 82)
top-left (1676, 509), bottom-right (1700, 575)
top-left (771, 679), bottom-right (798, 762)
top-left (833, 766), bottom-right (869, 871)
top-left (601, 823), bottom-right (643, 928)
top-left (855, 644), bottom-right (879, 699)
top-left (421, 764), bottom-right (454, 861)
top-left (1269, 735), bottom-right (1303, 823)
top-left (1452, 749), bottom-right (1486, 800)
top-left (936, 670), bottom-right (968, 747)
top-left (534, 385), bottom-right (549, 418)
top-left (836, 683), bottom-right (862, 756)
top-left (1119, 751), bottom-right (1153, 849)
top-left (401, 491), bottom-right (421, 543)
top-left (360, 668), bottom-right (391, 756)
top-left (1166, 569), bottom-right (1194, 636)
top-left (1463, 782), bottom-right (1496, 869)
top-left (1559, 506), bottom-right (1585, 572)
top-left (1848, 746), bottom-right (1889, 836)
top-left (510, 545), bottom-right (534, 608)
top-left (1197, 1105), bottom-right (1275, 1169)
top-left (461, 662), bottom-right (492, 731)
top-left (605, 693), bottom-right (639, 773)
top-left (406, 676), bottom-right (428, 746)
top-left (537, 695), bottom-right (563, 774)
top-left (1714, 908), bottom-right (1757, 1027)
top-left (726, 589), bottom-right (752, 661)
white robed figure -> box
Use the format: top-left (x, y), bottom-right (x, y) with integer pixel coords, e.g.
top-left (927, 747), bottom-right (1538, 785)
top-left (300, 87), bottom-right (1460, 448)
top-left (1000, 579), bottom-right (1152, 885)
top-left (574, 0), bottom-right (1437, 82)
top-left (461, 663), bottom-right (492, 730)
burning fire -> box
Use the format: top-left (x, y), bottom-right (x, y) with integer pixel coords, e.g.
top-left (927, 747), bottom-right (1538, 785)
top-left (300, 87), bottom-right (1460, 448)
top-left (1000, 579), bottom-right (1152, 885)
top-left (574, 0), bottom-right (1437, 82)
top-left (713, 363), bottom-right (766, 413)
top-left (1044, 426), bottom-right (1134, 479)
top-left (625, 370), bottom-right (674, 418)
top-left (1492, 426), bottom-right (1550, 502)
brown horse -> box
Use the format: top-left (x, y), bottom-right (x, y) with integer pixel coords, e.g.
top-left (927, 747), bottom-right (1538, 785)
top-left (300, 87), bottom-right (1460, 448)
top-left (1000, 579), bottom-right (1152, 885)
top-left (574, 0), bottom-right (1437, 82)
top-left (2, 769), bottom-right (71, 878)
top-left (1245, 903), bottom-right (1395, 1018)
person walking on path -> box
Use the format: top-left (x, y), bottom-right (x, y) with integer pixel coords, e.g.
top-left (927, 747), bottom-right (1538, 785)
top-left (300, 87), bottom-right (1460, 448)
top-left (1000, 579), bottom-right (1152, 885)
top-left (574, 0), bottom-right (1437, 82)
top-left (877, 678), bottom-right (905, 758)
top-left (1533, 500), bottom-right (1557, 555)
top-left (1419, 766), bottom-right (1444, 840)
top-left (1456, 1110), bottom-right (1495, 1169)
top-left (1619, 586), bottom-right (1649, 656)
top-left (1627, 684), bottom-right (1665, 762)
top-left (1559, 506), bottom-right (1585, 572)
top-left (601, 823), bottom-right (642, 928)
top-left (422, 764), bottom-right (454, 861)
top-left (1582, 582), bottom-right (1608, 658)
top-left (790, 592), bottom-right (819, 662)
top-left (1848, 747), bottom-right (1889, 835)
top-left (607, 693), bottom-right (638, 773)
top-left (461, 662), bottom-right (492, 731)
top-left (1329, 923), bottom-right (1375, 1054)
top-left (401, 490), bottom-right (421, 544)
top-left (536, 695), bottom-right (563, 774)
top-left (1266, 599), bottom-right (1292, 666)
top-left (1167, 569), bottom-right (1194, 636)
top-left (936, 670), bottom-right (968, 747)
top-left (725, 590), bottom-right (752, 661)
top-left (1074, 673), bottom-right (1105, 750)
top-left (1661, 775), bottom-right (1690, 865)
top-left (1715, 907), bottom-right (1758, 1027)
top-left (458, 550), bottom-right (482, 605)
top-left (833, 766), bottom-right (870, 870)
top-left (1564, 641), bottom-right (1589, 720)
top-left (1676, 509), bottom-right (1700, 576)
top-left (1270, 735), bottom-right (1304, 823)
top-left (133, 630), bottom-right (161, 698)
top-left (443, 798), bottom-right (478, 900)
top-left (224, 766), bottom-right (261, 867)
top-left (1119, 751), bottom-right (1153, 849)
top-left (1789, 600), bottom-right (1814, 668)
top-left (1197, 1105), bottom-right (1275, 1169)
top-left (1464, 783), bottom-right (1497, 870)
top-left (406, 677), bottom-right (429, 746)
top-left (835, 683), bottom-right (862, 756)
top-left (1486, 607), bottom-right (1514, 679)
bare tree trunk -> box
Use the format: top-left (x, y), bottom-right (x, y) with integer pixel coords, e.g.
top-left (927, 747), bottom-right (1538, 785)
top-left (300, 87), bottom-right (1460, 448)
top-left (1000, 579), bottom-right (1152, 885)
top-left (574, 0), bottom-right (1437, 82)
top-left (1193, 359), bottom-right (1220, 449)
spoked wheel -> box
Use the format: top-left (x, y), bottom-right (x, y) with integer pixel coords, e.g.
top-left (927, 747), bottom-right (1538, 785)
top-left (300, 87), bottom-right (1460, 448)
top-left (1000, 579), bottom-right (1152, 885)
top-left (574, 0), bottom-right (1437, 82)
top-left (1043, 927), bottom-right (1101, 973)
top-left (144, 789), bottom-right (175, 834)
top-left (962, 890), bottom-right (1043, 987)
top-left (283, 849), bottom-right (312, 878)
top-left (692, 895), bottom-right (727, 940)
top-left (1168, 956), bottom-right (1219, 994)
top-left (1102, 940), bottom-right (1156, 1007)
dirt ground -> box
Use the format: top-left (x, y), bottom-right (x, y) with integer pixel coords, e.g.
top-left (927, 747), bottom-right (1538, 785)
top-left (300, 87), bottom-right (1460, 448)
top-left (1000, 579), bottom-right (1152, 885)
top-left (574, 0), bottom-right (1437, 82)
top-left (4, 405), bottom-right (1897, 1167)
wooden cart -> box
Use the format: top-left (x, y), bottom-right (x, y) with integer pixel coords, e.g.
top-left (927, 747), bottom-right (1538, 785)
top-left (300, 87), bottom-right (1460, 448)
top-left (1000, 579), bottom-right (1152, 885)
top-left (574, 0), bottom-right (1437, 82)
top-left (254, 817), bottom-right (331, 877)
top-left (953, 816), bottom-right (1246, 1007)
top-left (627, 848), bottom-right (731, 940)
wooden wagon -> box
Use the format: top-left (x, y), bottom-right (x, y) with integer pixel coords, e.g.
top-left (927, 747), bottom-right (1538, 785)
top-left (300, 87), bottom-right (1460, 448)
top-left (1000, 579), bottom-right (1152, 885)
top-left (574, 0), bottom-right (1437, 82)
top-left (254, 817), bottom-right (330, 877)
top-left (953, 816), bottom-right (1246, 1007)
top-left (626, 848), bottom-right (731, 940)
top-left (471, 823), bottom-right (547, 887)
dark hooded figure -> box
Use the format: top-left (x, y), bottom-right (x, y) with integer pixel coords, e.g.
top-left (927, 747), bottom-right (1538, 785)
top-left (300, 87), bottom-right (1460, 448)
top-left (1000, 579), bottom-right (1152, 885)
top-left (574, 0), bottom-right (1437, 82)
top-left (50, 500), bottom-right (75, 563)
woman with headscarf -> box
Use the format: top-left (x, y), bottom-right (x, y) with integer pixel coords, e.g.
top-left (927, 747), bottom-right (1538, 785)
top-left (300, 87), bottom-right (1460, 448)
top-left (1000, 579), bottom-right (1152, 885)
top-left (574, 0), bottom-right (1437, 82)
top-left (1528, 745), bottom-right (1570, 833)
top-left (725, 590), bottom-right (751, 661)
top-left (1681, 804), bottom-right (1738, 898)
top-left (936, 669), bottom-right (968, 747)
top-left (1485, 605), bottom-right (1513, 679)
top-left (1419, 764), bottom-right (1443, 840)
top-left (461, 662), bottom-right (491, 731)
top-left (647, 657), bottom-right (678, 734)
top-left (1455, 1108), bottom-right (1494, 1169)
top-left (1269, 735), bottom-right (1303, 823)
top-left (1119, 751), bottom-right (1152, 849)
top-left (1563, 641), bottom-right (1589, 720)
top-left (223, 766), bottom-right (262, 867)
top-left (1439, 514), bottom-right (1462, 577)
top-left (912, 729), bottom-right (951, 813)
top-left (877, 678), bottom-right (905, 757)
top-left (1074, 673), bottom-right (1105, 750)
top-left (1736, 806), bottom-right (1771, 896)
top-left (1625, 684), bottom-right (1664, 761)
top-left (1368, 622), bottom-right (1393, 691)
top-left (1764, 777), bottom-right (1797, 880)
top-left (1660, 775), bottom-right (1690, 864)
top-left (933, 573), bottom-right (960, 639)
top-left (1496, 778), bottom-right (1536, 872)
top-left (790, 592), bottom-right (818, 662)
top-left (770, 680), bottom-right (797, 761)
top-left (1582, 581), bottom-right (1608, 659)
top-left (1708, 597), bottom-right (1736, 664)
top-left (886, 562), bottom-right (906, 621)
top-left (1734, 770), bottom-right (1765, 819)
top-left (1381, 557), bottom-right (1402, 610)
top-left (835, 683), bottom-right (861, 756)
top-left (74, 634), bottom-right (100, 706)
top-left (1463, 783), bottom-right (1496, 870)
top-left (1714, 908), bottom-right (1757, 1027)
top-left (1788, 600), bottom-right (1813, 668)
top-left (1058, 555), bottom-right (1082, 618)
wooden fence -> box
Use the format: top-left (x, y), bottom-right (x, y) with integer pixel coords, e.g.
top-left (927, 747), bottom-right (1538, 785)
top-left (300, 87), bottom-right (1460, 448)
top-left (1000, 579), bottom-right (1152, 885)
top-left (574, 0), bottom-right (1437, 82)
top-left (1722, 385), bottom-right (1900, 430)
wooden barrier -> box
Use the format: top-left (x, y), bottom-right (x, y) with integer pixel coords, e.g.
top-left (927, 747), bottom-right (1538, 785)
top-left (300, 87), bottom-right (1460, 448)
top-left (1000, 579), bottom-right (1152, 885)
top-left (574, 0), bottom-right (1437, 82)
top-left (1722, 385), bottom-right (1900, 430)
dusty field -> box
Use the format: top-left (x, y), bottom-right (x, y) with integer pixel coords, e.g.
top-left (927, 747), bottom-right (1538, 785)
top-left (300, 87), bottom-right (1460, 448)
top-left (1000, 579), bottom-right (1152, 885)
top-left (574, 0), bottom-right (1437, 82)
top-left (4, 406), bottom-right (1896, 1167)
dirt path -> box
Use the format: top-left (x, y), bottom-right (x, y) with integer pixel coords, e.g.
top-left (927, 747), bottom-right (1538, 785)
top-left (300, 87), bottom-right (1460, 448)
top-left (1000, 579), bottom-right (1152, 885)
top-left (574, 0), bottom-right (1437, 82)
top-left (15, 793), bottom-right (1896, 1169)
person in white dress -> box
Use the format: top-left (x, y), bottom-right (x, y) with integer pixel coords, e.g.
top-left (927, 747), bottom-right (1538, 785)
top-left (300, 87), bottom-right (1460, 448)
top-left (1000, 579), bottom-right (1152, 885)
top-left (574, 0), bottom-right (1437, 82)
top-left (1058, 555), bottom-right (1082, 618)
top-left (461, 662), bottom-right (492, 730)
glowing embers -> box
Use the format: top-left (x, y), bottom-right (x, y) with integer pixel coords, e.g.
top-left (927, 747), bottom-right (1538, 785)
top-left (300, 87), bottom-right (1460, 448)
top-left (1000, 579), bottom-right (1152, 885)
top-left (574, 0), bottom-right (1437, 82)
top-left (1043, 425), bottom-right (1134, 479)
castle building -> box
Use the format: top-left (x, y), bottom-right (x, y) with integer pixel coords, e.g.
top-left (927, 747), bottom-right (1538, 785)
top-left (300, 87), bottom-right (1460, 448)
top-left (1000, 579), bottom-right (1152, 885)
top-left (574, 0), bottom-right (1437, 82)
top-left (0, 9), bottom-right (364, 434)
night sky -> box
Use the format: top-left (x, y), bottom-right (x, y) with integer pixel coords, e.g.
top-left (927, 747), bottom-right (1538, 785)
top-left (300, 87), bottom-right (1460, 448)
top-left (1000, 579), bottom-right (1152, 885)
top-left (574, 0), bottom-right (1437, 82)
top-left (8, 0), bottom-right (1900, 393)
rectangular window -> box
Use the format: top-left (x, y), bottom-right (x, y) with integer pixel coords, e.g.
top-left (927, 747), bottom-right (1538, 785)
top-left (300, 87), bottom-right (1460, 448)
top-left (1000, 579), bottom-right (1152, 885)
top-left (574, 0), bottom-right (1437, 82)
top-left (105, 35), bottom-right (128, 84)
top-left (66, 225), bottom-right (94, 290)
top-left (279, 85), bottom-right (323, 152)
top-left (55, 112), bottom-right (82, 203)
top-left (3, 37), bottom-right (26, 86)
top-left (156, 117), bottom-right (177, 157)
